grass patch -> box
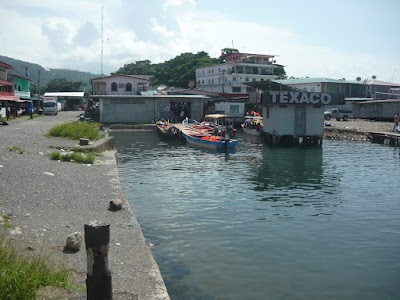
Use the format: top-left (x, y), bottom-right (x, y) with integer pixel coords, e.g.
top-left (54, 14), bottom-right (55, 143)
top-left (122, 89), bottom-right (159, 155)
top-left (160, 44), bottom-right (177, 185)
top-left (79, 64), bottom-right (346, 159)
top-left (47, 122), bottom-right (101, 141)
top-left (0, 234), bottom-right (71, 300)
top-left (49, 151), bottom-right (95, 164)
top-left (8, 146), bottom-right (25, 154)
top-left (31, 114), bottom-right (41, 119)
top-left (0, 214), bottom-right (12, 228)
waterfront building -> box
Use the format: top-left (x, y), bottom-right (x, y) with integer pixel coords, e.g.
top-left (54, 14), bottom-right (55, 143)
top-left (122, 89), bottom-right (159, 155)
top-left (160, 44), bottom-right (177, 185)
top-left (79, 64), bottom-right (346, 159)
top-left (43, 92), bottom-right (85, 111)
top-left (275, 77), bottom-right (400, 100)
top-left (95, 94), bottom-right (208, 123)
top-left (248, 81), bottom-right (344, 146)
top-left (195, 52), bottom-right (283, 95)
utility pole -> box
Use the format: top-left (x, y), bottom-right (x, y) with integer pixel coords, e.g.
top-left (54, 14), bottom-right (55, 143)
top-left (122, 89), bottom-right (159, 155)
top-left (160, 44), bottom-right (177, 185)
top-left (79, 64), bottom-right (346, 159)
top-left (101, 6), bottom-right (104, 75)
top-left (37, 70), bottom-right (40, 114)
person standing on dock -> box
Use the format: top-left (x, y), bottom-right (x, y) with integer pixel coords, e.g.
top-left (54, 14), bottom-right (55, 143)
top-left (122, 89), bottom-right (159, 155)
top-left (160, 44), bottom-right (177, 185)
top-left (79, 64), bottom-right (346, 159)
top-left (394, 113), bottom-right (400, 132)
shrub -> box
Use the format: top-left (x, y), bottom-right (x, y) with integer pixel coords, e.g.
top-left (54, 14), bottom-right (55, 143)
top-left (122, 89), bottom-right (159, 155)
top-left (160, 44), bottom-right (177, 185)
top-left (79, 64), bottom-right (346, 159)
top-left (8, 146), bottom-right (25, 154)
top-left (49, 151), bottom-right (62, 160)
top-left (48, 151), bottom-right (95, 164)
top-left (47, 122), bottom-right (101, 140)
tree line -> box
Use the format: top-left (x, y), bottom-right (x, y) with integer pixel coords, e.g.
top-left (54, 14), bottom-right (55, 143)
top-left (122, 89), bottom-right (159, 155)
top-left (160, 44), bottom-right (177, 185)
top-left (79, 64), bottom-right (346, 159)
top-left (39, 49), bottom-right (287, 92)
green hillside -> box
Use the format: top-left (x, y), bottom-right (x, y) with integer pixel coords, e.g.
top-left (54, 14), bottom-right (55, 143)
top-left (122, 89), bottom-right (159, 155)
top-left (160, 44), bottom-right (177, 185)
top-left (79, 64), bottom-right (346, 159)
top-left (0, 55), bottom-right (99, 87)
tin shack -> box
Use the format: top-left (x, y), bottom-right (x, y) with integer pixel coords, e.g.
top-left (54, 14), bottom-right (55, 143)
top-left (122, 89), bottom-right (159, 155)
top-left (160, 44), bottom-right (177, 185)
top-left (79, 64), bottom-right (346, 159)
top-left (248, 81), bottom-right (344, 146)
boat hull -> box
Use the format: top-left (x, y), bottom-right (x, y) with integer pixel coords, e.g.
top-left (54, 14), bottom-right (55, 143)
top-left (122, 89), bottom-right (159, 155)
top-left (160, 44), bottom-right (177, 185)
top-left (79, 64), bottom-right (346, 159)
top-left (242, 126), bottom-right (261, 136)
top-left (181, 129), bottom-right (237, 150)
top-left (156, 123), bottom-right (179, 140)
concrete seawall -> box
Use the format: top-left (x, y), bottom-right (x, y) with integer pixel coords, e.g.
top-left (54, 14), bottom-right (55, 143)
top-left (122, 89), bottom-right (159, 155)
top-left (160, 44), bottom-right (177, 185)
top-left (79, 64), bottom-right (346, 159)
top-left (0, 112), bottom-right (169, 299)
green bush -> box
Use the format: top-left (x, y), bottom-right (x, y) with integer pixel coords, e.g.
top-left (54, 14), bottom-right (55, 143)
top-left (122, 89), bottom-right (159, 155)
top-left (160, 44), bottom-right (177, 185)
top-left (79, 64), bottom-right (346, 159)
top-left (48, 151), bottom-right (95, 164)
top-left (49, 151), bottom-right (62, 160)
top-left (8, 146), bottom-right (25, 154)
top-left (47, 122), bottom-right (101, 140)
top-left (0, 235), bottom-right (70, 299)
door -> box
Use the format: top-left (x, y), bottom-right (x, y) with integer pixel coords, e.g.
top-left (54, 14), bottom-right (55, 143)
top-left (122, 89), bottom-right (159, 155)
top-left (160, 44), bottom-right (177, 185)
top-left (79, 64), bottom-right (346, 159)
top-left (158, 100), bottom-right (171, 121)
top-left (294, 107), bottom-right (306, 136)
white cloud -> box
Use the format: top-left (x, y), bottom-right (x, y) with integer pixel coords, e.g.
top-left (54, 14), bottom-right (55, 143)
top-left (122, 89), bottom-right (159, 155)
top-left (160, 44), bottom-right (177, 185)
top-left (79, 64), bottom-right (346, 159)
top-left (42, 18), bottom-right (76, 51)
top-left (150, 18), bottom-right (176, 38)
top-left (163, 0), bottom-right (196, 10)
top-left (73, 22), bottom-right (101, 47)
top-left (0, 0), bottom-right (397, 81)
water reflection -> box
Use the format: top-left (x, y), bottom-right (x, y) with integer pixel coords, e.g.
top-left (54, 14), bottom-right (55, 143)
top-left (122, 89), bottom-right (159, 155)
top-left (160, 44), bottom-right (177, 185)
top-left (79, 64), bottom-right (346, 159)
top-left (252, 146), bottom-right (323, 189)
top-left (110, 131), bottom-right (400, 300)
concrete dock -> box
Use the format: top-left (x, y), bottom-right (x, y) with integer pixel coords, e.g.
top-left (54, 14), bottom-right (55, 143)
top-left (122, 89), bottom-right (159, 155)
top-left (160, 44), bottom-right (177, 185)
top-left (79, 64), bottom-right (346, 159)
top-left (367, 131), bottom-right (400, 146)
top-left (0, 112), bottom-right (169, 299)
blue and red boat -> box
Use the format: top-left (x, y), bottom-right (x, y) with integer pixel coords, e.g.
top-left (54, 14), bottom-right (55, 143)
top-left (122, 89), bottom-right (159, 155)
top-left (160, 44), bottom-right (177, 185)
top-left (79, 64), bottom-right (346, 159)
top-left (180, 127), bottom-right (238, 151)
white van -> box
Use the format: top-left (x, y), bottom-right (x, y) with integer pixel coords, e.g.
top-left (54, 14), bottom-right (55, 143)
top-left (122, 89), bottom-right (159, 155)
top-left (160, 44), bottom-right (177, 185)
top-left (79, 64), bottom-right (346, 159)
top-left (42, 98), bottom-right (58, 115)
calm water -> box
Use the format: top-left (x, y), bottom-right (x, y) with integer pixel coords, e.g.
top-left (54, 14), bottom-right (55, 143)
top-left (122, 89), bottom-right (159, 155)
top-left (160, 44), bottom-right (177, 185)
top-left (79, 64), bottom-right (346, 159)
top-left (111, 130), bottom-right (400, 300)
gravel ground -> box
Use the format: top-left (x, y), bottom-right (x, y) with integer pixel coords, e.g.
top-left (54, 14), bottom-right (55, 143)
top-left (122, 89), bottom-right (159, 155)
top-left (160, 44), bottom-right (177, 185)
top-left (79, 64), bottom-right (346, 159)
top-left (0, 112), bottom-right (169, 300)
top-left (324, 119), bottom-right (394, 140)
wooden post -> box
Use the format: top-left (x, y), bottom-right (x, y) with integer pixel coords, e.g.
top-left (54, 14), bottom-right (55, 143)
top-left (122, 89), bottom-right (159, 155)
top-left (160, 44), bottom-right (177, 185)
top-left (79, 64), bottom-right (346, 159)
top-left (85, 221), bottom-right (112, 300)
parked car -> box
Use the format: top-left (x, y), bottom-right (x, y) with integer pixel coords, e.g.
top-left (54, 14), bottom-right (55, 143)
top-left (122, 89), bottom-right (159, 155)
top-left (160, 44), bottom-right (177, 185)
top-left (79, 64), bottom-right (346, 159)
top-left (324, 108), bottom-right (352, 121)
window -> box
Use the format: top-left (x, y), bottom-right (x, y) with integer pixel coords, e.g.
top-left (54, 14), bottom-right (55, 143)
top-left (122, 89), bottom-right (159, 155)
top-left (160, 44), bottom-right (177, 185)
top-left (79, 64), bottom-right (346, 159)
top-left (230, 104), bottom-right (239, 114)
top-left (245, 78), bottom-right (249, 82)
top-left (232, 86), bottom-right (241, 93)
top-left (111, 82), bottom-right (117, 91)
top-left (126, 83), bottom-right (132, 92)
top-left (233, 77), bottom-right (237, 81)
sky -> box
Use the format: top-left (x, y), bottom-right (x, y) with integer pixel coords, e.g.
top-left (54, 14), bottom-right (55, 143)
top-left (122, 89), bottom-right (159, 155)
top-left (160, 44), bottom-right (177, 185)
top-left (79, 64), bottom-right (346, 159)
top-left (1, 0), bottom-right (399, 82)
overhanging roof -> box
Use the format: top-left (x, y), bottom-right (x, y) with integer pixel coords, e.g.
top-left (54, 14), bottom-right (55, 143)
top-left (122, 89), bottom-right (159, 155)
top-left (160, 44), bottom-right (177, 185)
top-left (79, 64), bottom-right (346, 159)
top-left (0, 80), bottom-right (14, 86)
top-left (0, 95), bottom-right (20, 101)
top-left (245, 80), bottom-right (296, 91)
top-left (0, 61), bottom-right (14, 69)
top-left (44, 92), bottom-right (84, 97)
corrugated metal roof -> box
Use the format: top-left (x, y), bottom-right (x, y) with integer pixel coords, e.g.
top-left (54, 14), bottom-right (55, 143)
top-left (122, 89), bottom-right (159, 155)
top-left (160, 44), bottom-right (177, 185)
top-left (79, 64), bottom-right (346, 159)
top-left (277, 78), bottom-right (400, 87)
top-left (44, 92), bottom-right (84, 97)
top-left (92, 74), bottom-right (152, 81)
top-left (275, 78), bottom-right (352, 85)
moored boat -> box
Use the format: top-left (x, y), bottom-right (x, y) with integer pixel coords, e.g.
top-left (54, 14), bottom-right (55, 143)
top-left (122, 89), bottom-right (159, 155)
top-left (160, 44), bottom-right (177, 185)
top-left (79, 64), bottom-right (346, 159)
top-left (181, 127), bottom-right (238, 151)
top-left (241, 116), bottom-right (263, 136)
top-left (156, 120), bottom-right (179, 140)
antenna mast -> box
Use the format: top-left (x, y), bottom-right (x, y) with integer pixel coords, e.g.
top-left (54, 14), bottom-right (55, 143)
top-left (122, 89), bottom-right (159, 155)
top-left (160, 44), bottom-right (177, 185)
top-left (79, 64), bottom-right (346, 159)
top-left (101, 6), bottom-right (104, 75)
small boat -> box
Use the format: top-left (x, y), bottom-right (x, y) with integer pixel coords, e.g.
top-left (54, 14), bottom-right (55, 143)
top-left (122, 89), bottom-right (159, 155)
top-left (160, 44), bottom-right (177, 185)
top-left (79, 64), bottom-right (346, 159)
top-left (203, 114), bottom-right (237, 137)
top-left (156, 120), bottom-right (179, 140)
top-left (241, 116), bottom-right (263, 136)
top-left (181, 127), bottom-right (238, 151)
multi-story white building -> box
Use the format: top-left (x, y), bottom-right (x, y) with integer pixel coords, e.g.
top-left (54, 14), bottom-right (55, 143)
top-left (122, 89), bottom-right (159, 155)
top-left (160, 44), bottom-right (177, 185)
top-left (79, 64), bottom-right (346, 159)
top-left (196, 52), bottom-right (283, 95)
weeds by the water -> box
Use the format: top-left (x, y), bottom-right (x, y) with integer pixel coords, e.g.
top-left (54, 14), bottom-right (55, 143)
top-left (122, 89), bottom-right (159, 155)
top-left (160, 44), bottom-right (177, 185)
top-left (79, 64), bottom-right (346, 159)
top-left (47, 121), bottom-right (101, 140)
top-left (8, 146), bottom-right (25, 154)
top-left (0, 233), bottom-right (71, 300)
top-left (49, 151), bottom-right (95, 164)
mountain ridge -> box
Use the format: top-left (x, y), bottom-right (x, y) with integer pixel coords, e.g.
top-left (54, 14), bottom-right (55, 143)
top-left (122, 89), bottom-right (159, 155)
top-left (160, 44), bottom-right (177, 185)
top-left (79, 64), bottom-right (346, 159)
top-left (0, 55), bottom-right (99, 87)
